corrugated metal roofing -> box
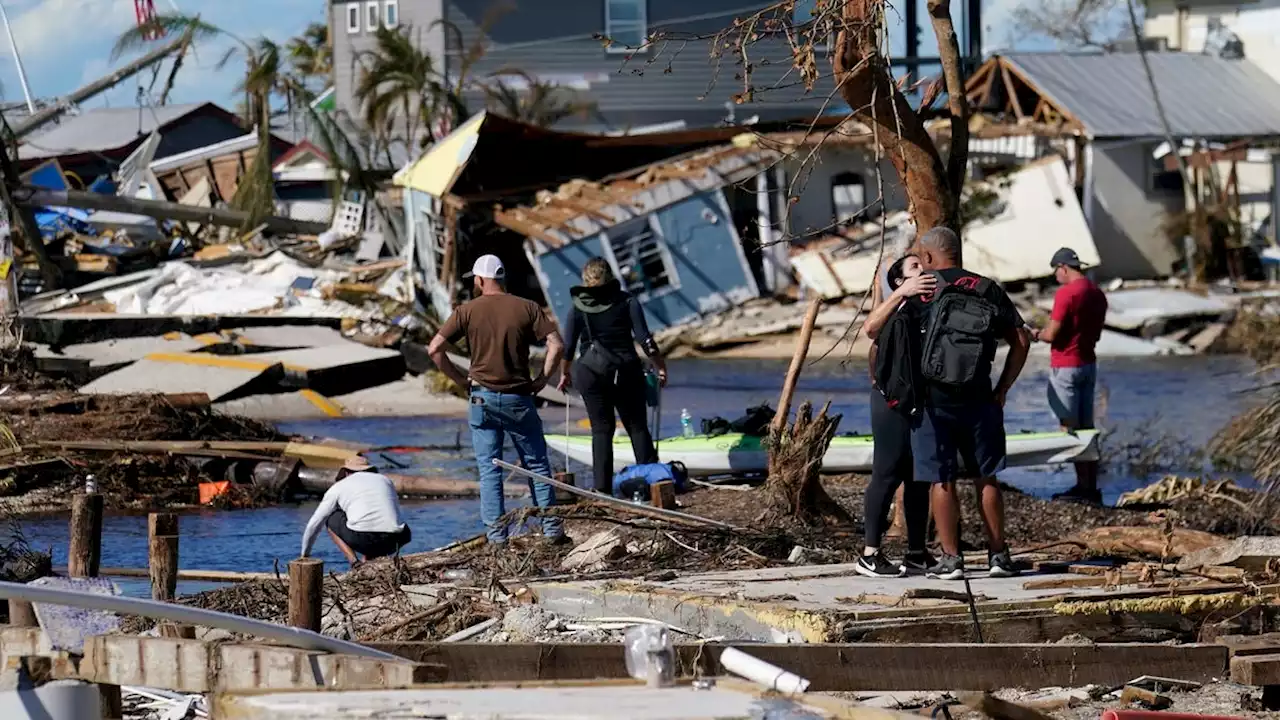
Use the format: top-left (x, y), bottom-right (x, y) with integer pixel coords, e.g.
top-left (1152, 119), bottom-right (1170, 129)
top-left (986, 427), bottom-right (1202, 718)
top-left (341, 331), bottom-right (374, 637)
top-left (1002, 52), bottom-right (1280, 138)
top-left (18, 103), bottom-right (212, 160)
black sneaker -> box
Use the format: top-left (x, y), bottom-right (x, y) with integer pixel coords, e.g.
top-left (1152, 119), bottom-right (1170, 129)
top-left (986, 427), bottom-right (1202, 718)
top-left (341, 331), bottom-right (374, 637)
top-left (926, 554), bottom-right (965, 581)
top-left (988, 549), bottom-right (1019, 578)
top-left (1052, 486), bottom-right (1103, 505)
top-left (902, 550), bottom-right (937, 575)
top-left (856, 551), bottom-right (906, 579)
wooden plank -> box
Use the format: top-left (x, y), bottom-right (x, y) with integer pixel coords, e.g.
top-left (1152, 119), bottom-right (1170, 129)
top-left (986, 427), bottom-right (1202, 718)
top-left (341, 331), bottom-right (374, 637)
top-left (1232, 653), bottom-right (1280, 686)
top-left (1216, 633), bottom-right (1280, 657)
top-left (368, 642), bottom-right (1229, 692)
top-left (1000, 60), bottom-right (1027, 120)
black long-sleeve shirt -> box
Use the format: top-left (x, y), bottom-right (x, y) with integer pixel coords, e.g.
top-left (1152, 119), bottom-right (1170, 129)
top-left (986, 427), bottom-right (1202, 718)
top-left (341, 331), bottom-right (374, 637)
top-left (564, 283), bottom-right (658, 361)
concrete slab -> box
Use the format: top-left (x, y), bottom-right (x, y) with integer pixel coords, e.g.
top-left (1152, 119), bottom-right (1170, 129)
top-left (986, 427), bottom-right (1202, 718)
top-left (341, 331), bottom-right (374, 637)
top-left (532, 563), bottom-right (1117, 643)
top-left (214, 682), bottom-right (884, 720)
top-left (79, 354), bottom-right (283, 402)
top-left (32, 335), bottom-right (208, 380)
top-left (229, 325), bottom-right (349, 349)
top-left (247, 344), bottom-right (405, 395)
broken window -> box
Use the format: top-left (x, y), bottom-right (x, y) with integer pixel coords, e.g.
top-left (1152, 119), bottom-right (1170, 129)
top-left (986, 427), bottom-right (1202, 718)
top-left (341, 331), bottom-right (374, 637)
top-left (605, 0), bottom-right (647, 52)
top-left (385, 0), bottom-right (398, 28)
top-left (606, 219), bottom-right (676, 297)
top-left (831, 171), bottom-right (866, 224)
top-left (1148, 147), bottom-right (1184, 194)
top-left (366, 1), bottom-right (380, 30)
top-left (346, 3), bottom-right (360, 33)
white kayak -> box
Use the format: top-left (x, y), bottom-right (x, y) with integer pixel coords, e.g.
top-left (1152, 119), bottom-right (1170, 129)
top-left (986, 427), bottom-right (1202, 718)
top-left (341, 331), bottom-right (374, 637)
top-left (550, 429), bottom-right (1102, 478)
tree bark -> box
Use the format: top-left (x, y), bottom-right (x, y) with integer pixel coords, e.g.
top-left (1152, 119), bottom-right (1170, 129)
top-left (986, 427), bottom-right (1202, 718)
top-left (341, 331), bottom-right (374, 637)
top-left (831, 0), bottom-right (956, 233)
top-left (927, 0), bottom-right (971, 197)
top-left (765, 401), bottom-right (851, 524)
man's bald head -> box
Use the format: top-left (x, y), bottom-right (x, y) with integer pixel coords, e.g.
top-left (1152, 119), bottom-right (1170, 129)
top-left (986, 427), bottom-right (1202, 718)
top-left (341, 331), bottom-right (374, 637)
top-left (916, 226), bottom-right (962, 270)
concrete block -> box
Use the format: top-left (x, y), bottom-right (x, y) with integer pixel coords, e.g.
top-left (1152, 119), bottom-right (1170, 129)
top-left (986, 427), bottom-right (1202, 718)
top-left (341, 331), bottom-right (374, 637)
top-left (82, 636), bottom-right (210, 693)
top-left (80, 355), bottom-right (284, 402)
top-left (0, 628), bottom-right (52, 668)
top-left (81, 636), bottom-right (440, 694)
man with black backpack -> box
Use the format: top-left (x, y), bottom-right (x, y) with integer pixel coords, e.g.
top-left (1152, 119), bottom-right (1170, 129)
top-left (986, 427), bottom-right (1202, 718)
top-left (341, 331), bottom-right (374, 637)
top-left (907, 227), bottom-right (1032, 580)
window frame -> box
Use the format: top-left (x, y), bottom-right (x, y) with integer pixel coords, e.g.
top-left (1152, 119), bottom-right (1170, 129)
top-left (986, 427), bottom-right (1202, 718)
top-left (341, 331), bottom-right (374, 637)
top-left (1148, 144), bottom-right (1184, 194)
top-left (384, 0), bottom-right (399, 28)
top-left (366, 1), bottom-right (380, 31)
top-left (604, 0), bottom-right (648, 54)
top-left (602, 216), bottom-right (680, 301)
top-left (830, 171), bottom-right (866, 224)
top-left (345, 2), bottom-right (361, 34)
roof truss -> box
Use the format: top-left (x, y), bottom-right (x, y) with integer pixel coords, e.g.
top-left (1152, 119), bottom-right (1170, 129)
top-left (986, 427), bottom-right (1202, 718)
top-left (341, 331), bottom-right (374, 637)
top-left (965, 56), bottom-right (1085, 133)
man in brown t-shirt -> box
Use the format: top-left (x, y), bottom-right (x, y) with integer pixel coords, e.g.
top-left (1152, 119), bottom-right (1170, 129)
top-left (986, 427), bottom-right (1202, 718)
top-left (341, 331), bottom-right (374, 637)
top-left (428, 254), bottom-right (566, 544)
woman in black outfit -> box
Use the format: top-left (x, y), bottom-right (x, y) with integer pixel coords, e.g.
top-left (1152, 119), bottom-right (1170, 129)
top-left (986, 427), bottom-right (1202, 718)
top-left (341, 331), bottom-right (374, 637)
top-left (858, 253), bottom-right (935, 578)
top-left (557, 258), bottom-right (668, 493)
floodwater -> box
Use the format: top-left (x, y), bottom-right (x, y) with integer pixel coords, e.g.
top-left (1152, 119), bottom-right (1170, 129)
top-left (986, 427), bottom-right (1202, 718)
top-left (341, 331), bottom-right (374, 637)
top-left (16, 353), bottom-right (1259, 595)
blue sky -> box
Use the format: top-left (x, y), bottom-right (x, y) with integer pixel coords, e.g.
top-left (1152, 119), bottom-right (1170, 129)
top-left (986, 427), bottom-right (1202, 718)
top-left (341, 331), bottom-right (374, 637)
top-left (0, 0), bottom-right (324, 110)
top-left (0, 0), bottom-right (1041, 113)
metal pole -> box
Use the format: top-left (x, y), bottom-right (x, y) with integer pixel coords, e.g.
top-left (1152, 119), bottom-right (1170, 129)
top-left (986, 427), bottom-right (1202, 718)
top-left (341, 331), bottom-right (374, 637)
top-left (0, 0), bottom-right (35, 114)
top-left (0, 580), bottom-right (399, 660)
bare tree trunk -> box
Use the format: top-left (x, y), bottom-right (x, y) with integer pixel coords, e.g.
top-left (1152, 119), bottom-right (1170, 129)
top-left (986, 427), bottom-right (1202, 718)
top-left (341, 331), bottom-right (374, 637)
top-left (765, 401), bottom-right (852, 524)
top-left (832, 0), bottom-right (956, 233)
top-left (927, 0), bottom-right (971, 196)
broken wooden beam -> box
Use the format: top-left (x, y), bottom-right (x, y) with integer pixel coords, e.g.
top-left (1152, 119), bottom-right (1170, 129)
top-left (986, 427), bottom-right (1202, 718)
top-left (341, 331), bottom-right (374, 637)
top-left (14, 188), bottom-right (330, 236)
top-left (366, 642), bottom-right (1229, 691)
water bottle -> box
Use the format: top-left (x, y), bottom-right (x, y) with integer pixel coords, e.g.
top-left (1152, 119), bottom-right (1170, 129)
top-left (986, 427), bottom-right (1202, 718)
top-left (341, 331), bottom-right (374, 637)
top-left (680, 409), bottom-right (694, 438)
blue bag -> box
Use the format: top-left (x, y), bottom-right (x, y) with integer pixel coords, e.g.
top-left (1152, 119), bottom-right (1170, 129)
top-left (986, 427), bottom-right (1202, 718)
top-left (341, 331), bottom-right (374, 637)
top-left (611, 461), bottom-right (688, 499)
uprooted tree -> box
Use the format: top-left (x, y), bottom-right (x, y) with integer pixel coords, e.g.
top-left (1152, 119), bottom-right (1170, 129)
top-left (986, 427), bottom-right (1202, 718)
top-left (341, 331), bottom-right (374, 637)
top-left (635, 0), bottom-right (973, 522)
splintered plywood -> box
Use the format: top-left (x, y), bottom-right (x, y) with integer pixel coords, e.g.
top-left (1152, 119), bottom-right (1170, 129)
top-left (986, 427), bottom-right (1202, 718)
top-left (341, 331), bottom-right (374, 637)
top-left (79, 355), bottom-right (281, 402)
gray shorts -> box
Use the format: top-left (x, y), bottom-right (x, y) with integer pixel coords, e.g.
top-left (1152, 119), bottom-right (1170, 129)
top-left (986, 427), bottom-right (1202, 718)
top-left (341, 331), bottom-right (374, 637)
top-left (1047, 364), bottom-right (1096, 430)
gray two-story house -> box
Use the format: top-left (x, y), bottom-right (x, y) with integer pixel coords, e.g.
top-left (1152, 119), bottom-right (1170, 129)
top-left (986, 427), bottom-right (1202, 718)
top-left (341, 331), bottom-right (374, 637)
top-left (328, 0), bottom-right (843, 133)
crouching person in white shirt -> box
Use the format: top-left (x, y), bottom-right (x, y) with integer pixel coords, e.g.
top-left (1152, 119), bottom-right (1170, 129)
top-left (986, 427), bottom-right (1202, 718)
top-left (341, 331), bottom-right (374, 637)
top-left (300, 456), bottom-right (411, 563)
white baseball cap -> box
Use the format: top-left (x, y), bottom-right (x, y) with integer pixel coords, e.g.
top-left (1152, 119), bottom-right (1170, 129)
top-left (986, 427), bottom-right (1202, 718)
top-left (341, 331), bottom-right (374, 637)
top-left (464, 254), bottom-right (506, 280)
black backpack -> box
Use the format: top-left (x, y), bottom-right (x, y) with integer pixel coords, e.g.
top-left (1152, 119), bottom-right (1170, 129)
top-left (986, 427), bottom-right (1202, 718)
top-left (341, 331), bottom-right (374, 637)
top-left (872, 310), bottom-right (922, 416)
top-left (919, 272), bottom-right (1001, 386)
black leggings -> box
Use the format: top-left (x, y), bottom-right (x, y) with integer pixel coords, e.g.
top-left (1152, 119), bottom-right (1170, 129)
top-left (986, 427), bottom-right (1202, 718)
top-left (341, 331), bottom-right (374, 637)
top-left (574, 361), bottom-right (657, 492)
top-left (864, 389), bottom-right (930, 551)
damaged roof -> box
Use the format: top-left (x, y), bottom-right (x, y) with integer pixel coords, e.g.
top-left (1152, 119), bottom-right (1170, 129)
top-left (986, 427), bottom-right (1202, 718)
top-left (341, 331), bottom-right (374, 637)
top-left (494, 141), bottom-right (781, 249)
top-left (19, 102), bottom-right (242, 161)
top-left (1001, 52), bottom-right (1280, 139)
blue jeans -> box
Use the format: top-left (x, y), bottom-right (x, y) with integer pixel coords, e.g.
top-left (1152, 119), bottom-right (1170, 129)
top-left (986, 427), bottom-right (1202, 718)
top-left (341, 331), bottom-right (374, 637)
top-left (468, 388), bottom-right (562, 542)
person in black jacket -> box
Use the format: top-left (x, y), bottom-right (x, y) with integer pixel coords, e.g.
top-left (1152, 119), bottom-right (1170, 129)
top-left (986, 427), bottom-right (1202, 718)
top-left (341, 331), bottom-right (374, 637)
top-left (557, 258), bottom-right (668, 493)
top-left (858, 253), bottom-right (936, 578)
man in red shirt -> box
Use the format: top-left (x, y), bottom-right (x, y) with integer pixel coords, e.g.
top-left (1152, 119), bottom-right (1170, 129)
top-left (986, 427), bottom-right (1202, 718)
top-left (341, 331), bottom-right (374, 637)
top-left (1032, 247), bottom-right (1108, 504)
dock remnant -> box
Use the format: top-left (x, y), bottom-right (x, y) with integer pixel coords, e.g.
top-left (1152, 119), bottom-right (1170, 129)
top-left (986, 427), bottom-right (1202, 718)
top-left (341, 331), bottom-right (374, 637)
top-left (148, 513), bottom-right (194, 639)
top-left (288, 559), bottom-right (324, 633)
top-left (67, 493), bottom-right (103, 578)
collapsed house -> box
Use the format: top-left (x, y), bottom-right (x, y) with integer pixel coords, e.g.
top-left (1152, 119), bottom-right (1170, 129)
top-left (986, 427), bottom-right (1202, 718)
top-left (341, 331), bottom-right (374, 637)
top-left (966, 51), bottom-right (1280, 280)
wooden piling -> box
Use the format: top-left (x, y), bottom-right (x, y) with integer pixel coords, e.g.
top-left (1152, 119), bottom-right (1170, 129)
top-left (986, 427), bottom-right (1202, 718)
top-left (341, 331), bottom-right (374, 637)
top-left (7, 600), bottom-right (36, 627)
top-left (650, 481), bottom-right (676, 510)
top-left (68, 493), bottom-right (103, 578)
top-left (149, 513), bottom-right (194, 639)
top-left (553, 472), bottom-right (577, 504)
top-left (288, 558), bottom-right (324, 632)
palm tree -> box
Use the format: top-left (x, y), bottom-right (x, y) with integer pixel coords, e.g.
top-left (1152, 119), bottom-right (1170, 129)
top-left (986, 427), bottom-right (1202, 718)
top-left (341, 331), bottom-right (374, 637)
top-left (114, 15), bottom-right (289, 227)
top-left (287, 22), bottom-right (332, 88)
top-left (482, 72), bottom-right (597, 128)
top-left (353, 25), bottom-right (464, 160)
